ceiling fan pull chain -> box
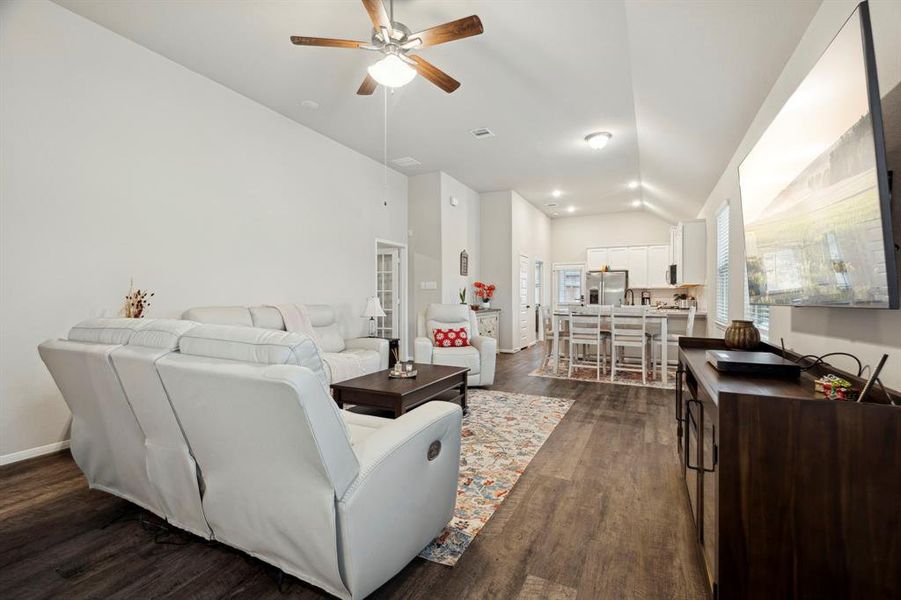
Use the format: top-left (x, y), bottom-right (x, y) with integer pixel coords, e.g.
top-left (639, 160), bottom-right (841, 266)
top-left (383, 84), bottom-right (388, 207)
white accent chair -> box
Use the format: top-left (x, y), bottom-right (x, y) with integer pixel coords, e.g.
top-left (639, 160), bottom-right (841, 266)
top-left (40, 319), bottom-right (463, 600)
top-left (414, 304), bottom-right (496, 386)
top-left (182, 305), bottom-right (388, 382)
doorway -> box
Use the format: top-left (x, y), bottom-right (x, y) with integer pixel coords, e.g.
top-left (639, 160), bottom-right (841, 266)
top-left (375, 240), bottom-right (408, 358)
top-left (519, 254), bottom-right (536, 350)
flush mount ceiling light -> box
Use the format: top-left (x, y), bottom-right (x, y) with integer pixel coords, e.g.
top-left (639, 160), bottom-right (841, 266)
top-left (585, 131), bottom-right (612, 150)
top-left (567, 206), bottom-right (576, 213)
top-left (552, 189), bottom-right (562, 198)
top-left (367, 53), bottom-right (416, 88)
top-left (628, 180), bottom-right (640, 190)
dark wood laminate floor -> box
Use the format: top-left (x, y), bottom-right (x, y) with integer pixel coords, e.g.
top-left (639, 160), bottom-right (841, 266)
top-left (0, 343), bottom-right (707, 599)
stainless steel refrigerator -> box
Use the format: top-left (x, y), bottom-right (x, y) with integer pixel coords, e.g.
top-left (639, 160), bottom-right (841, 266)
top-left (585, 270), bottom-right (628, 306)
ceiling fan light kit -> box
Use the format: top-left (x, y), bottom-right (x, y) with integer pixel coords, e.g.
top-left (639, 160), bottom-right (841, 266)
top-left (368, 54), bottom-right (416, 88)
top-left (291, 0), bottom-right (483, 95)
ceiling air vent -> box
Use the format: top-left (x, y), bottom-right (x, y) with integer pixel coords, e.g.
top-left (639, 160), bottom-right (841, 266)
top-left (391, 157), bottom-right (422, 168)
top-left (470, 127), bottom-right (495, 139)
top-left (545, 202), bottom-right (559, 208)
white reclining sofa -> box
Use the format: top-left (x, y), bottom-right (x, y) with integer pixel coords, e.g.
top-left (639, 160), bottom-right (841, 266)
top-left (39, 318), bottom-right (462, 599)
top-left (182, 305), bottom-right (388, 383)
top-left (415, 304), bottom-right (496, 386)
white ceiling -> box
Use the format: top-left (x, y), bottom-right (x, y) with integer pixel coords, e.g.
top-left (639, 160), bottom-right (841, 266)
top-left (54, 0), bottom-right (820, 221)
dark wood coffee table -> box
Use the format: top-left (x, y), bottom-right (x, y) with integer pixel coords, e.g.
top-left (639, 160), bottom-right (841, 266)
top-left (331, 363), bottom-right (468, 418)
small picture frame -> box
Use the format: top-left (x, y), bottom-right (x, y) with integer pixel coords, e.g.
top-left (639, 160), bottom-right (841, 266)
top-left (460, 250), bottom-right (469, 276)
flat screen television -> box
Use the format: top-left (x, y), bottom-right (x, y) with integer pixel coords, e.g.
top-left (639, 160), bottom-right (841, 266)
top-left (739, 1), bottom-right (898, 309)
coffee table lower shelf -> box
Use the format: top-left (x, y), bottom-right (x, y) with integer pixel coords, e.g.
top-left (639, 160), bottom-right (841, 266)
top-left (330, 363), bottom-right (469, 419)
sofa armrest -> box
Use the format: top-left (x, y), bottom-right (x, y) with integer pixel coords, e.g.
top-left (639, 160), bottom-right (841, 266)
top-left (345, 337), bottom-right (389, 370)
top-left (470, 335), bottom-right (496, 385)
top-left (337, 402), bottom-right (462, 598)
top-left (414, 336), bottom-right (434, 364)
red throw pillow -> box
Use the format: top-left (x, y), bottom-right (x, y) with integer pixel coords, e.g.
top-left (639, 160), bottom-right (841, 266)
top-left (433, 327), bottom-right (470, 348)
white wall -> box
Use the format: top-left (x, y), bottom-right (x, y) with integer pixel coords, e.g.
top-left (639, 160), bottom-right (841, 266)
top-left (478, 191), bottom-right (551, 352)
top-left (407, 172), bottom-right (442, 344)
top-left (0, 0), bottom-right (408, 460)
top-left (550, 211), bottom-right (674, 264)
top-left (479, 192), bottom-right (514, 348)
top-left (440, 172), bottom-right (481, 304)
top-left (697, 0), bottom-right (901, 389)
top-left (512, 192), bottom-right (552, 348)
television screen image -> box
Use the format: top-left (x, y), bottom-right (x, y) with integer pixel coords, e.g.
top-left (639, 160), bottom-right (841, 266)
top-left (739, 3), bottom-right (897, 308)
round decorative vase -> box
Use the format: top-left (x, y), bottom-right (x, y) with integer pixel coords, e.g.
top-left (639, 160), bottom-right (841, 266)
top-left (482, 300), bottom-right (490, 309)
top-left (724, 319), bottom-right (760, 349)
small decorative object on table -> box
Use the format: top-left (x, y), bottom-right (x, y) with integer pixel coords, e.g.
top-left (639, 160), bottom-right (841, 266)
top-left (473, 281), bottom-right (495, 309)
top-left (361, 296), bottom-right (386, 337)
top-left (389, 360), bottom-right (417, 379)
top-left (724, 319), bottom-right (760, 349)
top-left (122, 279), bottom-right (153, 318)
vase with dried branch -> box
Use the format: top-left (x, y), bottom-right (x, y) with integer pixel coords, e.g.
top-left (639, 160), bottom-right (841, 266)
top-left (122, 279), bottom-right (154, 318)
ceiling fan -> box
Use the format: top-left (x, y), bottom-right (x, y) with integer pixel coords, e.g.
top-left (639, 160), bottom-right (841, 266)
top-left (290, 0), bottom-right (483, 95)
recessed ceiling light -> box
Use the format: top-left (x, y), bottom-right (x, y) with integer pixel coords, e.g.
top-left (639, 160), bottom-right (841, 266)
top-left (300, 99), bottom-right (320, 110)
top-left (585, 131), bottom-right (612, 150)
top-left (567, 206), bottom-right (576, 213)
top-left (552, 189), bottom-right (562, 198)
top-left (628, 180), bottom-right (640, 190)
top-left (553, 212), bottom-right (560, 217)
top-left (545, 202), bottom-right (559, 208)
top-left (631, 199), bottom-right (642, 207)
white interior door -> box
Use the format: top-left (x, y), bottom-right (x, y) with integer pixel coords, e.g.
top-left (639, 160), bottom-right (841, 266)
top-left (376, 248), bottom-right (399, 338)
top-left (519, 255), bottom-right (534, 349)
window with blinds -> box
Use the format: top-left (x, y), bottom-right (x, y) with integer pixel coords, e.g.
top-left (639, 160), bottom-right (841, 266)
top-left (744, 265), bottom-right (770, 340)
top-left (715, 205), bottom-right (730, 326)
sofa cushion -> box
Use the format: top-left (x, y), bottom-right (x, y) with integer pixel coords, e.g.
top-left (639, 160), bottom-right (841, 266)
top-left (306, 304), bottom-right (336, 327)
top-left (316, 322), bottom-right (346, 353)
top-left (68, 318), bottom-right (147, 345)
top-left (343, 348), bottom-right (382, 374)
top-left (179, 324), bottom-right (328, 389)
top-left (128, 319), bottom-right (198, 350)
top-left (431, 345), bottom-right (480, 375)
top-left (181, 306), bottom-right (253, 327)
top-left (249, 306), bottom-right (285, 330)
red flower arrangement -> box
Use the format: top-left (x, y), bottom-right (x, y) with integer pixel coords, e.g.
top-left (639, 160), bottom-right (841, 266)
top-left (473, 281), bottom-right (496, 300)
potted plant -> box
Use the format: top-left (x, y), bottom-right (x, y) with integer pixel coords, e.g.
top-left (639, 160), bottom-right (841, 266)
top-left (473, 281), bottom-right (496, 309)
top-left (459, 287), bottom-right (467, 305)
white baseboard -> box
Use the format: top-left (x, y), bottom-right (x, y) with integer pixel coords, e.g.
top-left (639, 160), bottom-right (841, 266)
top-left (499, 348), bottom-right (519, 354)
top-left (1, 440), bottom-right (70, 466)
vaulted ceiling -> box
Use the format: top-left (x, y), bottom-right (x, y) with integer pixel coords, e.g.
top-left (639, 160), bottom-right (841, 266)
top-left (55, 0), bottom-right (820, 221)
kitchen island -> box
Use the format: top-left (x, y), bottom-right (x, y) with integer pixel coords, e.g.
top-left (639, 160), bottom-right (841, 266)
top-left (550, 306), bottom-right (706, 384)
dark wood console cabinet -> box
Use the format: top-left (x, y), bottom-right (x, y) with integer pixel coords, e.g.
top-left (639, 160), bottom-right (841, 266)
top-left (676, 337), bottom-right (900, 599)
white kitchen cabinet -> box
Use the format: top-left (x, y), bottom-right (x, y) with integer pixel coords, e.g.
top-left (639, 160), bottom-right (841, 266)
top-left (607, 247), bottom-right (629, 270)
top-left (627, 246), bottom-right (649, 288)
top-left (648, 245), bottom-right (670, 287)
top-left (670, 220), bottom-right (707, 285)
top-left (586, 247), bottom-right (609, 271)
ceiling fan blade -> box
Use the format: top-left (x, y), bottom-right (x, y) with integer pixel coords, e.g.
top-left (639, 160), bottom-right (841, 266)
top-left (410, 55), bottom-right (460, 93)
top-left (408, 15), bottom-right (483, 48)
top-left (357, 74), bottom-right (378, 96)
top-left (362, 0), bottom-right (391, 30)
top-left (290, 36), bottom-right (365, 48)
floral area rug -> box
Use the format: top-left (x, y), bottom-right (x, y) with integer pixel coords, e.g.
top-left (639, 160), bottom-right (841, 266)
top-left (419, 389), bottom-right (573, 566)
top-left (529, 359), bottom-right (676, 390)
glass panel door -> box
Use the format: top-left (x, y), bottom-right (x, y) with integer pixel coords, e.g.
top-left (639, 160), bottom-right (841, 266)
top-left (376, 248), bottom-right (398, 338)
